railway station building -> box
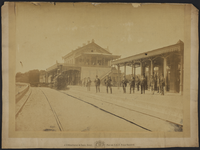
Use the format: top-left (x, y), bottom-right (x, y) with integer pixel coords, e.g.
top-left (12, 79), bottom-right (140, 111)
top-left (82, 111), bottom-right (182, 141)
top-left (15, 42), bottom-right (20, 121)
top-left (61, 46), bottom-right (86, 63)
top-left (45, 39), bottom-right (121, 85)
top-left (111, 40), bottom-right (184, 94)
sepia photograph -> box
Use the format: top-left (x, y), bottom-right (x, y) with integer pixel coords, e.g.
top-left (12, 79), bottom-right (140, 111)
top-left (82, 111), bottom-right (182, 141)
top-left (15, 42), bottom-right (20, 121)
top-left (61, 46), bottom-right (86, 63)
top-left (2, 2), bottom-right (199, 148)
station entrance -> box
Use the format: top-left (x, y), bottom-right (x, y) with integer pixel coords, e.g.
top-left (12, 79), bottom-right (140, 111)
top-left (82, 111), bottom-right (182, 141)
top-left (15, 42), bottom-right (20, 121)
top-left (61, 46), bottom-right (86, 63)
top-left (62, 70), bottom-right (81, 85)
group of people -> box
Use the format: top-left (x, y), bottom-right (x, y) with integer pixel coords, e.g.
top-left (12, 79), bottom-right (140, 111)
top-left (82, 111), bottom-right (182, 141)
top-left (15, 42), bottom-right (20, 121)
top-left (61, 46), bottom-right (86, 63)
top-left (150, 74), bottom-right (165, 95)
top-left (83, 75), bottom-right (112, 93)
top-left (118, 74), bottom-right (166, 95)
top-left (83, 74), bottom-right (165, 95)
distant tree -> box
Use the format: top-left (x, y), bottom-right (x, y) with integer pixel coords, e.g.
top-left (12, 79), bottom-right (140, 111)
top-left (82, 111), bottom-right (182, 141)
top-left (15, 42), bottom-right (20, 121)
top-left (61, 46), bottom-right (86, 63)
top-left (16, 72), bottom-right (22, 78)
top-left (28, 69), bottom-right (40, 83)
top-left (16, 69), bottom-right (41, 85)
top-left (15, 72), bottom-right (29, 83)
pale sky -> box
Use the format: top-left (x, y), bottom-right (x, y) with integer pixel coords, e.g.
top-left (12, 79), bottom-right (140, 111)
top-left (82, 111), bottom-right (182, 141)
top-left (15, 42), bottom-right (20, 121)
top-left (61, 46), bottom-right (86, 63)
top-left (15, 3), bottom-right (185, 74)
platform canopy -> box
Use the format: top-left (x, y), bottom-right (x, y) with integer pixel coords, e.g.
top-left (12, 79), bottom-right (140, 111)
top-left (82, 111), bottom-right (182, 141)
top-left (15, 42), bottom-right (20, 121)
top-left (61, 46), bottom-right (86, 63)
top-left (111, 40), bottom-right (184, 67)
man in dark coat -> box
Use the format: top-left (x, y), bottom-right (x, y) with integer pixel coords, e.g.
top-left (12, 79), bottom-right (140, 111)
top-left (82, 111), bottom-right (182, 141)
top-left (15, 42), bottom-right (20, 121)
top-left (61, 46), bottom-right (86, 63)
top-left (121, 76), bottom-right (128, 93)
top-left (129, 76), bottom-right (135, 94)
top-left (86, 77), bottom-right (91, 91)
top-left (154, 74), bottom-right (157, 91)
top-left (157, 74), bottom-right (160, 93)
top-left (104, 75), bottom-right (112, 94)
top-left (140, 75), bottom-right (145, 94)
top-left (150, 75), bottom-right (155, 95)
top-left (144, 75), bottom-right (147, 90)
top-left (160, 74), bottom-right (165, 95)
top-left (94, 75), bottom-right (100, 93)
top-left (136, 76), bottom-right (140, 91)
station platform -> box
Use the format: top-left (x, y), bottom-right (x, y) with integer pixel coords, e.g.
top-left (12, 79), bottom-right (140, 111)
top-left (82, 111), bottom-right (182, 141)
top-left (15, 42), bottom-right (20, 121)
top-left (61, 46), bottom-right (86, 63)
top-left (66, 85), bottom-right (183, 126)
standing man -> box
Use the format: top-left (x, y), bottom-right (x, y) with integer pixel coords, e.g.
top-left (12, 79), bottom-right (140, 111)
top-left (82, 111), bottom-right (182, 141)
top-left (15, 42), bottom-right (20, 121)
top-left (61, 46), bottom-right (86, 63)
top-left (144, 75), bottom-right (147, 90)
top-left (150, 75), bottom-right (155, 95)
top-left (84, 77), bottom-right (87, 87)
top-left (140, 75), bottom-right (145, 94)
top-left (157, 74), bottom-right (160, 93)
top-left (94, 75), bottom-right (100, 93)
top-left (86, 77), bottom-right (91, 91)
top-left (154, 74), bottom-right (157, 91)
top-left (129, 76), bottom-right (135, 94)
top-left (136, 76), bottom-right (140, 91)
top-left (104, 75), bottom-right (112, 94)
top-left (144, 75), bottom-right (146, 93)
top-left (160, 74), bottom-right (165, 95)
top-left (121, 75), bottom-right (128, 93)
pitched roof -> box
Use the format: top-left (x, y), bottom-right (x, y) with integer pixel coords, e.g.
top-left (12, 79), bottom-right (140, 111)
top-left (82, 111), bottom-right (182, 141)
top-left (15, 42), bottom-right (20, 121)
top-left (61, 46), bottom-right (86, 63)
top-left (111, 40), bottom-right (184, 66)
top-left (62, 41), bottom-right (111, 59)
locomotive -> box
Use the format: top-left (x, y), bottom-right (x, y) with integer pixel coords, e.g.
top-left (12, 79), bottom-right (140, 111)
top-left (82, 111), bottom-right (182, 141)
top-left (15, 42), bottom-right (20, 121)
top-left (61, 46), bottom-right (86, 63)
top-left (51, 72), bottom-right (67, 90)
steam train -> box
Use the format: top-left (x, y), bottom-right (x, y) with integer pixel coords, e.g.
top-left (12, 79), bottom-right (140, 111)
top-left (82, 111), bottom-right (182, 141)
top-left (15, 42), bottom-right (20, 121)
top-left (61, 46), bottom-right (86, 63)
top-left (51, 73), bottom-right (67, 90)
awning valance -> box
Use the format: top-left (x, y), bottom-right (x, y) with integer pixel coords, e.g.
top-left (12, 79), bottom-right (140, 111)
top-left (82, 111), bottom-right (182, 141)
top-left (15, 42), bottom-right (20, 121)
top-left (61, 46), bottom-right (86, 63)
top-left (111, 41), bottom-right (184, 66)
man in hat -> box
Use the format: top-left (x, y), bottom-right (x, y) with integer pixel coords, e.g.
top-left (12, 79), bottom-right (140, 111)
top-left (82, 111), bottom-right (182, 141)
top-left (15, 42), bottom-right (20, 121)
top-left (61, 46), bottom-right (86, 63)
top-left (136, 76), bottom-right (140, 91)
top-left (150, 75), bottom-right (155, 94)
top-left (160, 74), bottom-right (165, 95)
top-left (129, 76), bottom-right (135, 94)
top-left (94, 75), bottom-right (100, 93)
top-left (140, 75), bottom-right (145, 94)
top-left (86, 77), bottom-right (91, 91)
top-left (157, 74), bottom-right (160, 93)
top-left (104, 75), bottom-right (112, 94)
top-left (121, 75), bottom-right (128, 93)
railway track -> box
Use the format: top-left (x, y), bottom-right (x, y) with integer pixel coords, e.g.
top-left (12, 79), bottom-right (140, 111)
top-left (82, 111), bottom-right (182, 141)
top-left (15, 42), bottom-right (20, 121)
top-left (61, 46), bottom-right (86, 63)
top-left (41, 88), bottom-right (152, 132)
top-left (16, 88), bottom-right (32, 118)
top-left (16, 87), bottom-right (182, 132)
top-left (41, 88), bottom-right (153, 132)
top-left (40, 89), bottom-right (64, 131)
top-left (60, 89), bottom-right (183, 131)
top-left (60, 91), bottom-right (152, 132)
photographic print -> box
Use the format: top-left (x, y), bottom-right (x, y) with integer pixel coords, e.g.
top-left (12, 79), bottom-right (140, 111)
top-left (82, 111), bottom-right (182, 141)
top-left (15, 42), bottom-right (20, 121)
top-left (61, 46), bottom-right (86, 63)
top-left (2, 2), bottom-right (199, 148)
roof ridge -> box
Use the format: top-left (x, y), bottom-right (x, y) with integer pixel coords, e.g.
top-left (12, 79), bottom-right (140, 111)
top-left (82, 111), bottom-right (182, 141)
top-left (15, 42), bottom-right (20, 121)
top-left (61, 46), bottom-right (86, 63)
top-left (92, 42), bottom-right (112, 54)
top-left (63, 41), bottom-right (111, 58)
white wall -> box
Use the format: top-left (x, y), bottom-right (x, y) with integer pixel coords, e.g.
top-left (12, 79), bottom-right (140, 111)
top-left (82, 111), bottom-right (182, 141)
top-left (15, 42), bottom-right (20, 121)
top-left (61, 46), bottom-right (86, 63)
top-left (81, 67), bottom-right (111, 82)
top-left (120, 66), bottom-right (141, 75)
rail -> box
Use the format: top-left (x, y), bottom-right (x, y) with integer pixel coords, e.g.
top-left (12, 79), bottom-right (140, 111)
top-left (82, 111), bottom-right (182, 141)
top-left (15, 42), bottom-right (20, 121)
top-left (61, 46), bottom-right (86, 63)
top-left (16, 83), bottom-right (30, 103)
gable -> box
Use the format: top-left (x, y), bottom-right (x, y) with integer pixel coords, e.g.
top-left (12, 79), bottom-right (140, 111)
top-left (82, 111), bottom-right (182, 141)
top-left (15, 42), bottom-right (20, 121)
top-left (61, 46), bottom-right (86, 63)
top-left (91, 42), bottom-right (111, 54)
top-left (63, 41), bottom-right (111, 59)
top-left (74, 42), bottom-right (111, 57)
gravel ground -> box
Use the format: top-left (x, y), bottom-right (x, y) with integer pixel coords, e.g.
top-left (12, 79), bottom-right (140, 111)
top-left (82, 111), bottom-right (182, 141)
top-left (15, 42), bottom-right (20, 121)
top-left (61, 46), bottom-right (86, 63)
top-left (16, 87), bottom-right (149, 132)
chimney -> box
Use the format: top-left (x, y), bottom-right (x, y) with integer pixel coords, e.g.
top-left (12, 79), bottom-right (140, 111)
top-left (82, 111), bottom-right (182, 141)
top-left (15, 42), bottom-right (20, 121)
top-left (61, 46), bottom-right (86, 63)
top-left (92, 39), bottom-right (95, 43)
